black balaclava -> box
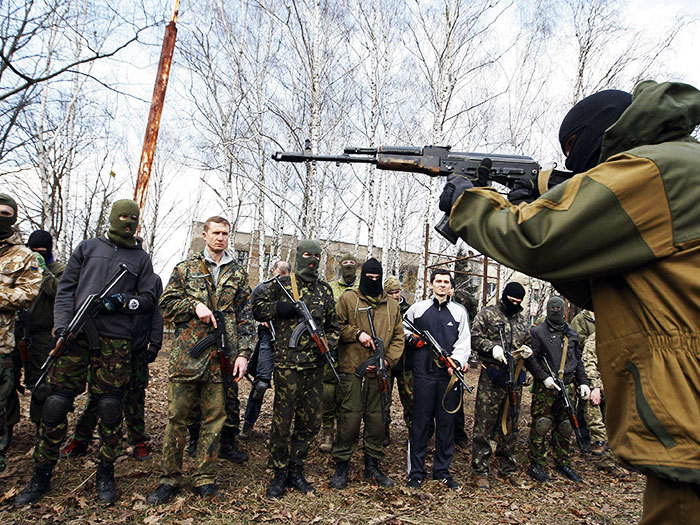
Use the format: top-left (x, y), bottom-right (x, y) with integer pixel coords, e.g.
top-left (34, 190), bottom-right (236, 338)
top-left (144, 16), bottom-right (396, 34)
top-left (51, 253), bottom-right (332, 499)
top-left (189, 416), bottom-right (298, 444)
top-left (546, 296), bottom-right (567, 332)
top-left (107, 199), bottom-right (140, 248)
top-left (0, 193), bottom-right (18, 240)
top-left (359, 257), bottom-right (383, 298)
top-left (558, 90), bottom-right (632, 174)
top-left (501, 281), bottom-right (525, 317)
top-left (295, 239), bottom-right (322, 283)
top-left (27, 230), bottom-right (54, 263)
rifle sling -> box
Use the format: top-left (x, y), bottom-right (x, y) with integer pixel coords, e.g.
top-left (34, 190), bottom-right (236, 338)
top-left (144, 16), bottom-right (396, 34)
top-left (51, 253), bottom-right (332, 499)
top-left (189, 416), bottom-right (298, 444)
top-left (558, 335), bottom-right (569, 379)
top-left (198, 258), bottom-right (218, 309)
top-left (441, 372), bottom-right (462, 415)
top-left (500, 358), bottom-right (525, 435)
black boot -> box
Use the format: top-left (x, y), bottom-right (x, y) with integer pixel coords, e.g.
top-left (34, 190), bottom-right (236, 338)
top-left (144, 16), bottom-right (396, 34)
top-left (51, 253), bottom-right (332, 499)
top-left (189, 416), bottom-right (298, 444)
top-left (96, 460), bottom-right (117, 504)
top-left (287, 463), bottom-right (314, 493)
top-left (364, 455), bottom-right (394, 487)
top-left (15, 463), bottom-right (53, 505)
top-left (330, 461), bottom-right (349, 489)
top-left (266, 467), bottom-right (287, 499)
top-left (219, 427), bottom-right (249, 463)
top-left (527, 463), bottom-right (551, 483)
top-left (186, 423), bottom-right (199, 457)
top-left (555, 464), bottom-right (583, 483)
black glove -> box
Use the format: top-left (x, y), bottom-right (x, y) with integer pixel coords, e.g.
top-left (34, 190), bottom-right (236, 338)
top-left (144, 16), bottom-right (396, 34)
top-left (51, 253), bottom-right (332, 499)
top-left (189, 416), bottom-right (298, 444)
top-left (53, 327), bottom-right (66, 346)
top-left (276, 301), bottom-right (298, 319)
top-left (101, 293), bottom-right (126, 312)
top-left (146, 345), bottom-right (160, 364)
top-left (407, 333), bottom-right (427, 349)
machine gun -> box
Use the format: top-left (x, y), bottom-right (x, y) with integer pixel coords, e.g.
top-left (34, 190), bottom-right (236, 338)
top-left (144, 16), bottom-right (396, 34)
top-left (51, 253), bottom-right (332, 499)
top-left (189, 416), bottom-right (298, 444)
top-left (272, 142), bottom-right (572, 243)
top-left (33, 264), bottom-right (134, 394)
top-left (541, 354), bottom-right (588, 453)
top-left (274, 277), bottom-right (341, 382)
top-left (355, 307), bottom-right (390, 431)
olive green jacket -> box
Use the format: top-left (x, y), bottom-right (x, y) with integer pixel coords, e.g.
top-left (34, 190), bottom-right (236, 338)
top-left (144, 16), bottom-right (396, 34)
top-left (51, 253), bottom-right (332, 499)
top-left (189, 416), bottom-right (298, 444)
top-left (335, 289), bottom-right (404, 375)
top-left (570, 310), bottom-right (595, 349)
top-left (449, 80), bottom-right (700, 484)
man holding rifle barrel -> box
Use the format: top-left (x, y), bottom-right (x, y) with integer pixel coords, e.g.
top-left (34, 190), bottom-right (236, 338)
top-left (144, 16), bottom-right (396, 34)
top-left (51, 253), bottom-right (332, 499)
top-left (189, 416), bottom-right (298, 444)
top-left (252, 239), bottom-right (339, 499)
top-left (147, 215), bottom-right (253, 505)
top-left (329, 258), bottom-right (404, 490)
top-left (16, 199), bottom-right (158, 505)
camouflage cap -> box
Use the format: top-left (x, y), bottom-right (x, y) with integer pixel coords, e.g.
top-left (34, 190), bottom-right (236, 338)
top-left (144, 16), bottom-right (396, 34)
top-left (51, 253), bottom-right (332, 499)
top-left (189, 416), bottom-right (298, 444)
top-left (383, 275), bottom-right (401, 292)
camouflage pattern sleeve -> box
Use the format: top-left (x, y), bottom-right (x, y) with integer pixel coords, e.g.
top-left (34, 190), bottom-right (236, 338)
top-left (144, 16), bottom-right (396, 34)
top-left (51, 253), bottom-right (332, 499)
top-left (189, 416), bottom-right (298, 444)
top-left (581, 333), bottom-right (602, 389)
top-left (159, 264), bottom-right (198, 324)
top-left (321, 283), bottom-right (340, 351)
top-left (251, 278), bottom-right (279, 322)
top-left (0, 247), bottom-right (41, 311)
top-left (231, 280), bottom-right (255, 360)
top-left (471, 307), bottom-right (498, 357)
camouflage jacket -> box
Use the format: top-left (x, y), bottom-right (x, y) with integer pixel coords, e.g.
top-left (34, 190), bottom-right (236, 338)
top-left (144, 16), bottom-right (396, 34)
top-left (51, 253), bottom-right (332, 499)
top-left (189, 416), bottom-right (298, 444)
top-left (329, 278), bottom-right (356, 301)
top-left (570, 310), bottom-right (595, 349)
top-left (160, 252), bottom-right (254, 383)
top-left (336, 289), bottom-right (404, 375)
top-left (1, 232), bottom-right (41, 355)
top-left (252, 274), bottom-right (339, 370)
top-left (581, 332), bottom-right (603, 390)
top-left (471, 301), bottom-right (531, 368)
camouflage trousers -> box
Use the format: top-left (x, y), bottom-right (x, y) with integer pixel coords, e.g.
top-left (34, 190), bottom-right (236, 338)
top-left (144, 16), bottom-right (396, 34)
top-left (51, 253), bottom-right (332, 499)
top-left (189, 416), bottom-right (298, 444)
top-left (321, 364), bottom-right (339, 431)
top-left (72, 349), bottom-right (150, 445)
top-left (472, 367), bottom-right (523, 476)
top-left (528, 381), bottom-right (575, 468)
top-left (0, 355), bottom-right (14, 470)
top-left (160, 381), bottom-right (225, 488)
top-left (187, 377), bottom-right (239, 437)
top-left (34, 336), bottom-right (130, 464)
top-left (270, 365), bottom-right (323, 469)
top-left (387, 368), bottom-right (413, 430)
top-left (332, 373), bottom-right (386, 462)
top-left (583, 398), bottom-right (607, 443)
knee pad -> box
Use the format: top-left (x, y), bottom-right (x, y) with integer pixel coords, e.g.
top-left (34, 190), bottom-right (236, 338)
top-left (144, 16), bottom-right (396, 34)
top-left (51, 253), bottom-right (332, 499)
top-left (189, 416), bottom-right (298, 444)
top-left (97, 395), bottom-right (122, 429)
top-left (43, 393), bottom-right (74, 427)
top-left (558, 419), bottom-right (573, 438)
top-left (534, 417), bottom-right (553, 437)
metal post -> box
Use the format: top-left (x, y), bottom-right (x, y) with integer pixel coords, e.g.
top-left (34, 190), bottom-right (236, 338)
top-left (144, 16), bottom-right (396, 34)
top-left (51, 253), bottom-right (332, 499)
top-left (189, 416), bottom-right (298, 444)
top-left (482, 255), bottom-right (488, 307)
top-left (422, 222), bottom-right (429, 300)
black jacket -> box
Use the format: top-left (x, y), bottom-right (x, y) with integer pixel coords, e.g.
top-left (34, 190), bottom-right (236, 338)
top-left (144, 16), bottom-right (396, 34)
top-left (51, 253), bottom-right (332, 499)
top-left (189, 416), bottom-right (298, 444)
top-left (525, 321), bottom-right (589, 386)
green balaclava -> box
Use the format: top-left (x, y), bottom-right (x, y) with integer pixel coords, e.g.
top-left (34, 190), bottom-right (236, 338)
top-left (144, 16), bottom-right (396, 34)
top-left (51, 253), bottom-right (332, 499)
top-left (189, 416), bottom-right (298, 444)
top-left (107, 199), bottom-right (140, 248)
top-left (339, 253), bottom-right (358, 284)
top-left (0, 193), bottom-right (18, 240)
top-left (296, 239), bottom-right (322, 283)
top-left (546, 296), bottom-right (567, 332)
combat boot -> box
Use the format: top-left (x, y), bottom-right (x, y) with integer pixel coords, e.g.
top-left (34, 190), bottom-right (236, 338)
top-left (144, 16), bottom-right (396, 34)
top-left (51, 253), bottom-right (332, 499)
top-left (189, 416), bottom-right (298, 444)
top-left (527, 463), bottom-right (551, 483)
top-left (330, 460), bottom-right (349, 489)
top-left (555, 464), bottom-right (583, 483)
top-left (186, 423), bottom-right (199, 457)
top-left (319, 427), bottom-right (334, 453)
top-left (96, 460), bottom-right (117, 504)
top-left (266, 467), bottom-right (287, 499)
top-left (239, 422), bottom-right (254, 439)
top-left (364, 455), bottom-right (394, 487)
top-left (287, 463), bottom-right (314, 494)
top-left (219, 427), bottom-right (249, 463)
top-left (15, 463), bottom-right (53, 505)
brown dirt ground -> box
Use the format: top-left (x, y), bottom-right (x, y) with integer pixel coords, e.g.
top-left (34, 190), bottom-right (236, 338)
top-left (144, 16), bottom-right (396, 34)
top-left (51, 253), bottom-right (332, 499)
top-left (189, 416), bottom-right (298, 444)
top-left (0, 347), bottom-right (644, 524)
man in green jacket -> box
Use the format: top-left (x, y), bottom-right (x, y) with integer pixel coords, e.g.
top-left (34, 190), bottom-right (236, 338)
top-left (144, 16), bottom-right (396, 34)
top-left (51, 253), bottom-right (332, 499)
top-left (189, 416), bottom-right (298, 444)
top-left (441, 80), bottom-right (700, 524)
top-left (329, 258), bottom-right (404, 489)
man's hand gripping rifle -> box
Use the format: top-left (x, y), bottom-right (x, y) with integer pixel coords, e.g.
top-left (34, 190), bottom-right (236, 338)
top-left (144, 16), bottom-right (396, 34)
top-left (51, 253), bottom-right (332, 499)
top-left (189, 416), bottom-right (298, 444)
top-left (274, 277), bottom-right (340, 382)
top-left (355, 307), bottom-right (390, 431)
top-left (33, 264), bottom-right (135, 396)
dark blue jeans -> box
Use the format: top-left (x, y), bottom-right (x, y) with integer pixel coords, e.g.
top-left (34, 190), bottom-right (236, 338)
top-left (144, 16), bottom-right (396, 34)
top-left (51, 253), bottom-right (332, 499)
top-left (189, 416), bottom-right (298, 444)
top-left (243, 327), bottom-right (274, 428)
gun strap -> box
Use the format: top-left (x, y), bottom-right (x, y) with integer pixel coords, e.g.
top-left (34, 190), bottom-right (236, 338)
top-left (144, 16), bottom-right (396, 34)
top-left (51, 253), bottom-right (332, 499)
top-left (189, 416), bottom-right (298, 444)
top-left (558, 335), bottom-right (569, 379)
top-left (441, 373), bottom-right (462, 414)
top-left (500, 358), bottom-right (525, 435)
top-left (290, 273), bottom-right (300, 301)
top-left (198, 259), bottom-right (218, 310)
top-left (537, 168), bottom-right (553, 196)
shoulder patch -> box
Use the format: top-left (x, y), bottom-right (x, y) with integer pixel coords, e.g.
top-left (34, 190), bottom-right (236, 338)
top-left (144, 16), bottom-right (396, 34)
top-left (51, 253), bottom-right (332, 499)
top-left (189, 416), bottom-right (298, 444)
top-left (128, 298), bottom-right (140, 310)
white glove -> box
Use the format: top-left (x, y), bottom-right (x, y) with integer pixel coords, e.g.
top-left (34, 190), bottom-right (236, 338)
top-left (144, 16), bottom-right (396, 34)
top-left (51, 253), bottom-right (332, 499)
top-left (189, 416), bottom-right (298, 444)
top-left (492, 345), bottom-right (506, 364)
top-left (544, 377), bottom-right (561, 391)
top-left (516, 344), bottom-right (533, 359)
top-left (579, 384), bottom-right (591, 400)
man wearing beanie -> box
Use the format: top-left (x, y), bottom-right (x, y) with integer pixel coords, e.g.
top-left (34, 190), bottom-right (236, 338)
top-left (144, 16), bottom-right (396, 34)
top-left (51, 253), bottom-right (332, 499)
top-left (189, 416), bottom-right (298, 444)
top-left (16, 199), bottom-right (158, 505)
top-left (328, 258), bottom-right (404, 489)
top-left (253, 239), bottom-right (339, 498)
top-left (524, 297), bottom-right (589, 484)
top-left (0, 194), bottom-right (41, 473)
top-left (18, 230), bottom-right (66, 433)
top-left (471, 281), bottom-right (532, 489)
top-left (320, 253), bottom-right (359, 453)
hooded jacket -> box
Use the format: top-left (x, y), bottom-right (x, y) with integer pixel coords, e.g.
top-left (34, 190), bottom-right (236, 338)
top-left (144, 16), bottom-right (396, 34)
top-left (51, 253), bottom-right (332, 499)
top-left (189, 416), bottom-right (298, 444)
top-left (448, 81), bottom-right (700, 484)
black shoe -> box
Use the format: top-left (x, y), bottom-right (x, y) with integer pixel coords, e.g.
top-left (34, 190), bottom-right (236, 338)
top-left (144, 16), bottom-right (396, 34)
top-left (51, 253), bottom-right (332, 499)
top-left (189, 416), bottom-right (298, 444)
top-left (186, 423), bottom-right (199, 457)
top-left (364, 455), bottom-right (394, 487)
top-left (96, 460), bottom-right (117, 504)
top-left (555, 464), bottom-right (583, 483)
top-left (147, 483), bottom-right (180, 505)
top-left (15, 463), bottom-right (53, 505)
top-left (435, 475), bottom-right (460, 490)
top-left (330, 461), bottom-right (349, 489)
top-left (406, 476), bottom-right (423, 489)
top-left (266, 468), bottom-right (287, 499)
top-left (287, 463), bottom-right (314, 494)
top-left (195, 483), bottom-right (222, 501)
top-left (219, 441), bottom-right (249, 463)
top-left (527, 463), bottom-right (550, 483)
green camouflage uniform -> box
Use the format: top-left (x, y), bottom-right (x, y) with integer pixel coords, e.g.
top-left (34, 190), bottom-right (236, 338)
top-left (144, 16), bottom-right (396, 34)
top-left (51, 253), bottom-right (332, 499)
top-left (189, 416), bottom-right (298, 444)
top-left (0, 231), bottom-right (41, 469)
top-left (158, 251), bottom-right (253, 488)
top-left (253, 275), bottom-right (339, 469)
top-left (528, 381), bottom-right (578, 467)
top-left (471, 301), bottom-right (531, 477)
